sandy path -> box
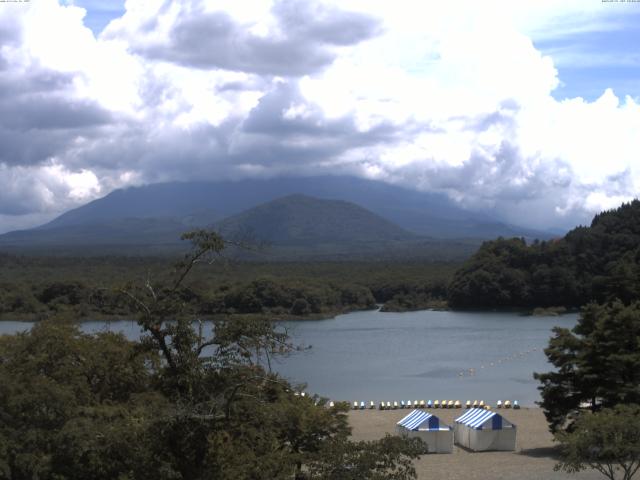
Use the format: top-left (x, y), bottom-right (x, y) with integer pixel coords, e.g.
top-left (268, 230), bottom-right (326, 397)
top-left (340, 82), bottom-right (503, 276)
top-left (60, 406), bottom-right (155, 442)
top-left (348, 408), bottom-right (603, 480)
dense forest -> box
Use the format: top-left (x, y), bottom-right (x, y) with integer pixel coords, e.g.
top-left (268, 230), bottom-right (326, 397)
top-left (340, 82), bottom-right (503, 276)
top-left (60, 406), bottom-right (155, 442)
top-left (0, 231), bottom-right (423, 479)
top-left (4, 199), bottom-right (640, 320)
top-left (0, 255), bottom-right (456, 321)
top-left (448, 200), bottom-right (640, 309)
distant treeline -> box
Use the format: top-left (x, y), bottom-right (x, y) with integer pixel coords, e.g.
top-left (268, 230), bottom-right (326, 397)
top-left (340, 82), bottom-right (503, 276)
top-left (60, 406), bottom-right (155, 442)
top-left (0, 256), bottom-right (457, 320)
top-left (5, 201), bottom-right (640, 319)
top-left (448, 200), bottom-right (640, 309)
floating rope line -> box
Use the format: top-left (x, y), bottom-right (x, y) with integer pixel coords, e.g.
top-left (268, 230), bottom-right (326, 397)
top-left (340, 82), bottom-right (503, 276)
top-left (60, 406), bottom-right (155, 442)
top-left (456, 345), bottom-right (543, 378)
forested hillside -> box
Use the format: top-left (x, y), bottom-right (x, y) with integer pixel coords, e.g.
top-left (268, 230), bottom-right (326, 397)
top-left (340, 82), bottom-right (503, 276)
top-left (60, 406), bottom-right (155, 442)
top-left (0, 255), bottom-right (456, 320)
top-left (448, 200), bottom-right (640, 309)
top-left (216, 194), bottom-right (415, 245)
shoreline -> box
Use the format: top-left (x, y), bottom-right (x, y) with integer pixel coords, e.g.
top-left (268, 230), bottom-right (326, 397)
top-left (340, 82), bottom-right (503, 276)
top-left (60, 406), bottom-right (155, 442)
top-left (0, 303), bottom-right (582, 323)
top-left (348, 407), bottom-right (601, 479)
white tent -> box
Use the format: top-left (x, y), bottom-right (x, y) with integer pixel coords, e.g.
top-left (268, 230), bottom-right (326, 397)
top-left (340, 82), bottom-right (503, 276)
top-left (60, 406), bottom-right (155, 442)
top-left (454, 408), bottom-right (516, 451)
top-left (396, 410), bottom-right (453, 454)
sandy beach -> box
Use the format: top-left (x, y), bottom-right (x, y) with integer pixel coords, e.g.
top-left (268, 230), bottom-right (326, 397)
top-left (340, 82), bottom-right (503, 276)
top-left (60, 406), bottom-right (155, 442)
top-left (348, 407), bottom-right (603, 480)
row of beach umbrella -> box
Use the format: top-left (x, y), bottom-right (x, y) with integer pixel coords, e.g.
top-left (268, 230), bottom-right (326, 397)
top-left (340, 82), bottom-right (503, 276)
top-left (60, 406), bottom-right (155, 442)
top-left (295, 393), bottom-right (520, 410)
top-left (340, 399), bottom-right (520, 410)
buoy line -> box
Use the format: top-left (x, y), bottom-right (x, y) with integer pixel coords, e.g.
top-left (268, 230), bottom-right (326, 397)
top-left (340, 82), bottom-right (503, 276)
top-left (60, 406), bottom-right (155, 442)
top-left (456, 345), bottom-right (543, 378)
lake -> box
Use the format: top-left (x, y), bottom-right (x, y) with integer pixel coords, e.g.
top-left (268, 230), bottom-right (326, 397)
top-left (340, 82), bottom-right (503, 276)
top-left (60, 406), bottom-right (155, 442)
top-left (0, 309), bottom-right (577, 406)
top-left (277, 309), bottom-right (577, 406)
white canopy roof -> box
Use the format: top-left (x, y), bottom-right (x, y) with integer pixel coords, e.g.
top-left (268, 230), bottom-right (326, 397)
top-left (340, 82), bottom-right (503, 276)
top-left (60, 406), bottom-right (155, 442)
top-left (397, 410), bottom-right (451, 431)
top-left (455, 408), bottom-right (514, 430)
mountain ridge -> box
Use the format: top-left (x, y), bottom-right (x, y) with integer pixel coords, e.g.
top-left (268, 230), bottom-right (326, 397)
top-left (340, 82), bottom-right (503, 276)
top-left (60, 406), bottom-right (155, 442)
top-left (35, 176), bottom-right (555, 240)
top-left (0, 191), bottom-right (481, 260)
top-left (215, 194), bottom-right (416, 246)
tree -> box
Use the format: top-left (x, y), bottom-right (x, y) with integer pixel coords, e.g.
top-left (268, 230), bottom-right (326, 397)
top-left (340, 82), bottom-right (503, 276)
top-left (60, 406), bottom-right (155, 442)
top-left (117, 230), bottom-right (349, 478)
top-left (0, 230), bottom-right (423, 479)
top-left (119, 229), bottom-right (422, 479)
top-left (535, 301), bottom-right (640, 432)
top-left (555, 405), bottom-right (640, 480)
top-left (0, 320), bottom-right (157, 480)
top-left (448, 200), bottom-right (640, 309)
top-left (306, 435), bottom-right (423, 480)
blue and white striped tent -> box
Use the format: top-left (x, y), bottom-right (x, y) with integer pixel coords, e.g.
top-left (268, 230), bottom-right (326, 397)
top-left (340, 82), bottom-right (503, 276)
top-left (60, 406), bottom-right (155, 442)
top-left (396, 410), bottom-right (453, 453)
top-left (454, 408), bottom-right (516, 451)
top-left (397, 409), bottom-right (450, 431)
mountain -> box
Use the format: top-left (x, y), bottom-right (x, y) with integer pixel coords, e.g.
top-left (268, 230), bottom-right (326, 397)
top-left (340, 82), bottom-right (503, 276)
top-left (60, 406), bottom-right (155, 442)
top-left (0, 176), bottom-right (557, 258)
top-left (215, 194), bottom-right (415, 245)
top-left (212, 194), bottom-right (479, 261)
top-left (0, 218), bottom-right (189, 256)
top-left (0, 192), bottom-right (481, 260)
top-left (0, 218), bottom-right (186, 247)
top-left (37, 176), bottom-right (554, 239)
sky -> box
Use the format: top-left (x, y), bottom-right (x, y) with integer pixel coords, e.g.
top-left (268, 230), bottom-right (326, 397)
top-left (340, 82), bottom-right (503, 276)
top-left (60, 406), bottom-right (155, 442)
top-left (0, 0), bottom-right (639, 234)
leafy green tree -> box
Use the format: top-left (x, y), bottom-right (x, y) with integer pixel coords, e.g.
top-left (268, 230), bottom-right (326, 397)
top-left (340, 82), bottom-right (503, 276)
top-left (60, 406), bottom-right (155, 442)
top-left (555, 405), bottom-right (640, 480)
top-left (291, 297), bottom-right (311, 315)
top-left (119, 230), bottom-right (420, 479)
top-left (306, 435), bottom-right (423, 480)
top-left (0, 230), bottom-right (423, 479)
top-left (535, 301), bottom-right (640, 432)
top-left (449, 200), bottom-right (640, 309)
top-left (0, 320), bottom-right (156, 479)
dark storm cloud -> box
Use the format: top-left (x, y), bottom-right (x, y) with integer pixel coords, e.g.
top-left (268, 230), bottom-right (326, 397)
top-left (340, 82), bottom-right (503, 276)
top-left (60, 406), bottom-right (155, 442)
top-left (127, 0), bottom-right (382, 76)
top-left (0, 64), bottom-right (111, 131)
top-left (0, 52), bottom-right (114, 167)
top-left (0, 69), bottom-right (75, 98)
top-left (65, 80), bottom-right (401, 187)
top-left (0, 101), bottom-right (112, 166)
top-left (241, 81), bottom-right (398, 140)
top-left (0, 96), bottom-right (112, 131)
top-left (0, 128), bottom-right (71, 167)
top-left (61, 118), bottom-right (233, 184)
top-left (241, 82), bottom-right (355, 136)
top-left (234, 81), bottom-right (401, 169)
top-left (0, 176), bottom-right (48, 216)
top-left (216, 77), bottom-right (269, 92)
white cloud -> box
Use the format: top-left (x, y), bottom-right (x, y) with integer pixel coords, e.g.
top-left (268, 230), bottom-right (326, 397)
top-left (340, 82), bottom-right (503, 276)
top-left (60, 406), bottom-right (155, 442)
top-left (518, 89), bottom-right (640, 185)
top-left (0, 0), bottom-right (639, 234)
top-left (0, 162), bottom-right (99, 215)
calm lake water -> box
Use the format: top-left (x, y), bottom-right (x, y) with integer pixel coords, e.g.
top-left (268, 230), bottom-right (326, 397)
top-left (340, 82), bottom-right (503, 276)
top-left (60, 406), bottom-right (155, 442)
top-left (276, 309), bottom-right (578, 406)
top-left (0, 309), bottom-right (577, 406)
